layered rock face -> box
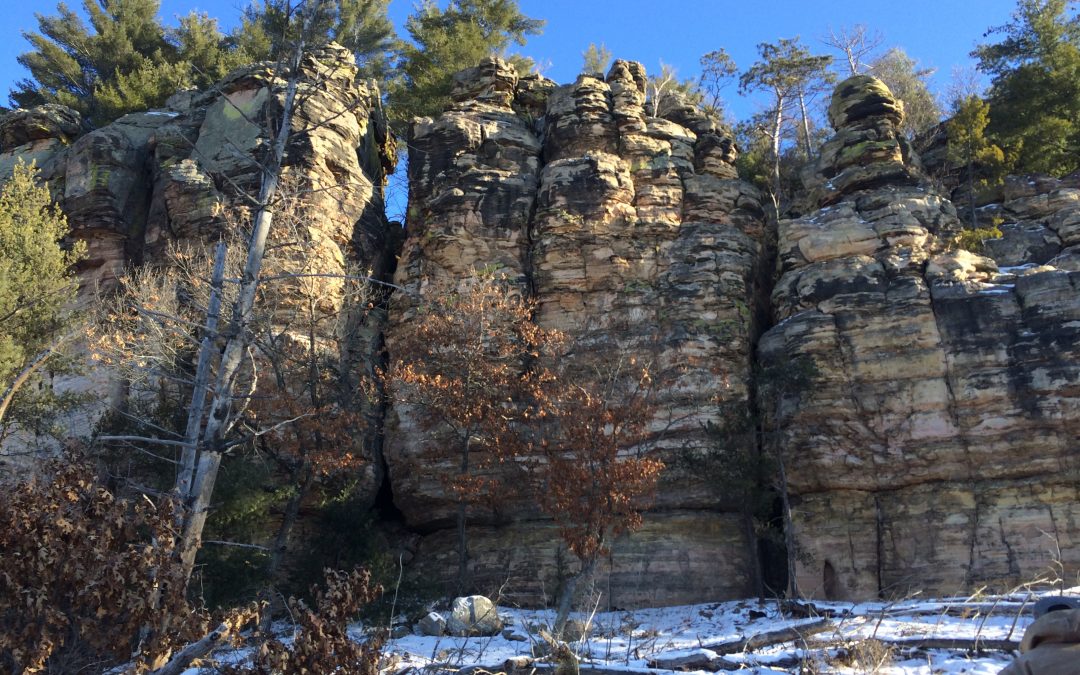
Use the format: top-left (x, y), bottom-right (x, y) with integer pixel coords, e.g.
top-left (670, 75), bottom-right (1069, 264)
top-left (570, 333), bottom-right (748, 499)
top-left (761, 76), bottom-right (1080, 600)
top-left (6, 52), bottom-right (1079, 608)
top-left (386, 57), bottom-right (769, 606)
top-left (0, 45), bottom-right (396, 489)
top-left (975, 174), bottom-right (1080, 270)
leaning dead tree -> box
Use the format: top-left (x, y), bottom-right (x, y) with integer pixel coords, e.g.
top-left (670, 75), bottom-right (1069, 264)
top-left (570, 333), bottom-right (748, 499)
top-left (173, 1), bottom-right (320, 587)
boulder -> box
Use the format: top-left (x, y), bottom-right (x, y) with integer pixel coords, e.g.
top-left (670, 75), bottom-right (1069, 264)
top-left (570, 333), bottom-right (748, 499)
top-left (446, 596), bottom-right (503, 637)
top-left (418, 611), bottom-right (446, 637)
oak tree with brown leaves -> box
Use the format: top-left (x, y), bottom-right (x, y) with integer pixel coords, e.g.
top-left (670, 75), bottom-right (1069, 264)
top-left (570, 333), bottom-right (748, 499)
top-left (385, 273), bottom-right (556, 593)
top-left (388, 274), bottom-right (665, 631)
top-left (526, 366), bottom-right (664, 634)
top-left (0, 452), bottom-right (209, 674)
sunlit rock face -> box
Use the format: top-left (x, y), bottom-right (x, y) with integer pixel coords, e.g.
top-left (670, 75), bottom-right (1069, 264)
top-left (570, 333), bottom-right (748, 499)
top-left (761, 75), bottom-right (1080, 600)
top-left (5, 55), bottom-right (1079, 607)
top-left (0, 45), bottom-right (397, 497)
top-left (387, 56), bottom-right (770, 606)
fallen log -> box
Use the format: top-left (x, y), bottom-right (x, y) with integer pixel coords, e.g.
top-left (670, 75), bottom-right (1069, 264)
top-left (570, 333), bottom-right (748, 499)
top-left (149, 617), bottom-right (248, 675)
top-left (879, 637), bottom-right (1020, 652)
top-left (645, 648), bottom-right (743, 672)
top-left (701, 618), bottom-right (832, 654)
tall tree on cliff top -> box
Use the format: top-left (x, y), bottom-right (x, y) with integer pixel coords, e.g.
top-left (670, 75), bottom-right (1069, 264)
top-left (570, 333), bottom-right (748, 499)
top-left (738, 38), bottom-right (833, 218)
top-left (581, 42), bottom-right (613, 76)
top-left (973, 0), bottom-right (1080, 175)
top-left (11, 0), bottom-right (248, 125)
top-left (236, 0), bottom-right (399, 80)
top-left (822, 24), bottom-right (883, 75)
top-left (390, 0), bottom-right (544, 125)
top-left (698, 48), bottom-right (738, 119)
top-left (0, 162), bottom-right (86, 439)
top-left (947, 95), bottom-right (1005, 231)
top-left (869, 48), bottom-right (942, 141)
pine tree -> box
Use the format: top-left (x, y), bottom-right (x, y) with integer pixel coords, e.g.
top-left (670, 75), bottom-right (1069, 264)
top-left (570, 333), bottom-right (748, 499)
top-left (738, 38), bottom-right (833, 218)
top-left (236, 0), bottom-right (399, 80)
top-left (0, 162), bottom-right (86, 433)
top-left (947, 95), bottom-right (1005, 234)
top-left (973, 0), bottom-right (1080, 175)
top-left (869, 48), bottom-right (942, 140)
top-left (11, 0), bottom-right (245, 125)
top-left (698, 48), bottom-right (738, 118)
top-left (581, 42), bottom-right (612, 75)
top-left (391, 0), bottom-right (544, 124)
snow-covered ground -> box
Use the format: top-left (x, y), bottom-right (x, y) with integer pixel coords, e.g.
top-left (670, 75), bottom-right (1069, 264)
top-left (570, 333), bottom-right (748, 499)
top-left (381, 592), bottom-right (1047, 675)
top-left (189, 588), bottom-right (1078, 674)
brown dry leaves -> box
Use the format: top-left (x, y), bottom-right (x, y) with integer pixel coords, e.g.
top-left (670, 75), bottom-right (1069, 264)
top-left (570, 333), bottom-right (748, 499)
top-left (227, 567), bottom-right (384, 675)
top-left (0, 452), bottom-right (209, 673)
top-left (387, 273), bottom-right (665, 566)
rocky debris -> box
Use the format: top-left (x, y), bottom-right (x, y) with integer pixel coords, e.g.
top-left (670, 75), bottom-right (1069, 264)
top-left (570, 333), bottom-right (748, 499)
top-left (761, 75), bottom-right (1080, 600)
top-left (418, 612), bottom-right (446, 637)
top-left (501, 628), bottom-right (529, 642)
top-left (446, 596), bottom-right (503, 637)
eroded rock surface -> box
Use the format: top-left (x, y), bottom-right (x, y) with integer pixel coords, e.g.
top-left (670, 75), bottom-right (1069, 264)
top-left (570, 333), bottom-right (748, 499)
top-left (761, 76), bottom-right (1080, 600)
top-left (1, 45), bottom-right (397, 500)
top-left (6, 55), bottom-right (1079, 609)
top-left (973, 174), bottom-right (1080, 270)
top-left (386, 57), bottom-right (769, 606)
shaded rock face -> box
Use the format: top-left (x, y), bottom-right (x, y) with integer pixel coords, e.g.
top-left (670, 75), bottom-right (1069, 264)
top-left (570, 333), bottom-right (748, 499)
top-left (0, 44), bottom-right (397, 497)
top-left (387, 57), bottom-right (768, 606)
top-left (972, 174), bottom-right (1080, 270)
top-left (761, 76), bottom-right (1080, 600)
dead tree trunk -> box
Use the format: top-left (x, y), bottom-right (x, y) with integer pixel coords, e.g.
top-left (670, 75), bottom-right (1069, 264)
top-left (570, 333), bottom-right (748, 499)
top-left (797, 89), bottom-right (814, 159)
top-left (176, 241), bottom-right (226, 499)
top-left (176, 8), bottom-right (316, 587)
top-left (768, 94), bottom-right (786, 221)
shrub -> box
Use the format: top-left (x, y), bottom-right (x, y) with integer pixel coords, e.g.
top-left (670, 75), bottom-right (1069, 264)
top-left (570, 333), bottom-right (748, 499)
top-left (0, 452), bottom-right (208, 673)
top-left (228, 567), bottom-right (385, 675)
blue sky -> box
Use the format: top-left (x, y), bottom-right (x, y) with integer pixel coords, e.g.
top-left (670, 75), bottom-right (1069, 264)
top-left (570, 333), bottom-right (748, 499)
top-left (1, 0), bottom-right (1021, 121)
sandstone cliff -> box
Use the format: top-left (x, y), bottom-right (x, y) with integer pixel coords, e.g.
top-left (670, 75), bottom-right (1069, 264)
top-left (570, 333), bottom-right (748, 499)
top-left (0, 44), bottom-right (397, 494)
top-left (761, 75), bottom-right (1080, 600)
top-left (3, 52), bottom-right (1078, 608)
top-left (386, 57), bottom-right (769, 607)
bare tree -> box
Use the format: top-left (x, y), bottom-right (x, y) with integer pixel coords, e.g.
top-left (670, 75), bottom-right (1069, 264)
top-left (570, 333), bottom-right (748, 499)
top-left (90, 0), bottom-right (369, 593)
top-left (699, 48), bottom-right (738, 118)
top-left (823, 24), bottom-right (884, 75)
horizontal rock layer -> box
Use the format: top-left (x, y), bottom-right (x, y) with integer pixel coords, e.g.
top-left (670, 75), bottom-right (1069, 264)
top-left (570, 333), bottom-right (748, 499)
top-left (407, 513), bottom-right (752, 608)
top-left (763, 76), bottom-right (1080, 599)
top-left (386, 57), bottom-right (768, 604)
top-left (5, 60), bottom-right (1078, 608)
